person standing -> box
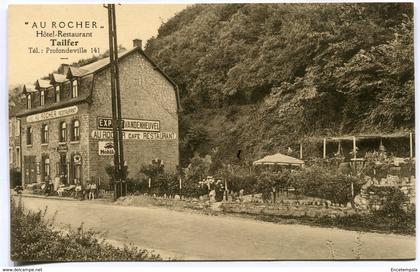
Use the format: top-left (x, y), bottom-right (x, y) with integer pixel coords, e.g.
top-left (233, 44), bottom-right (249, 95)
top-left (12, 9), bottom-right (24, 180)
top-left (53, 175), bottom-right (60, 193)
top-left (86, 182), bottom-right (92, 200)
top-left (44, 175), bottom-right (51, 196)
top-left (75, 181), bottom-right (82, 200)
top-left (90, 181), bottom-right (97, 200)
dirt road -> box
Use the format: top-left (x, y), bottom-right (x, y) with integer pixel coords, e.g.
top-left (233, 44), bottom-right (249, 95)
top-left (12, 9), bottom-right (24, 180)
top-left (18, 196), bottom-right (415, 260)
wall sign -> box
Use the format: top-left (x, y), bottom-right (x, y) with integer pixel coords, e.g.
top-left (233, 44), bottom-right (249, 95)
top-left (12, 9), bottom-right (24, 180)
top-left (73, 154), bottom-right (82, 164)
top-left (91, 130), bottom-right (177, 141)
top-left (98, 141), bottom-right (115, 156)
top-left (97, 117), bottom-right (160, 132)
top-left (27, 106), bottom-right (78, 123)
top-left (57, 144), bottom-right (68, 153)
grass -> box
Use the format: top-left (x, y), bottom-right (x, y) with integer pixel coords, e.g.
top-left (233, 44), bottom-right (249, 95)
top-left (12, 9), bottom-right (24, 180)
top-left (11, 197), bottom-right (163, 262)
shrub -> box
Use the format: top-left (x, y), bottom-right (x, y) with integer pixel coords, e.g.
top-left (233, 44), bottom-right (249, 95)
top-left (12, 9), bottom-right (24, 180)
top-left (370, 186), bottom-right (409, 218)
top-left (227, 174), bottom-right (257, 194)
top-left (181, 179), bottom-right (207, 198)
top-left (290, 165), bottom-right (362, 204)
top-left (11, 198), bottom-right (162, 261)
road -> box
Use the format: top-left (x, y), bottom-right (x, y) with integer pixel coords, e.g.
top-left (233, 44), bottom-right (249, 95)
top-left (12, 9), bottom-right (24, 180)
top-left (18, 196), bottom-right (415, 260)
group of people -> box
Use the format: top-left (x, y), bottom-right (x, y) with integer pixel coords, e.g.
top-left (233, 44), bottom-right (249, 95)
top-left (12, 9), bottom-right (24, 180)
top-left (42, 175), bottom-right (97, 200)
top-left (201, 177), bottom-right (227, 202)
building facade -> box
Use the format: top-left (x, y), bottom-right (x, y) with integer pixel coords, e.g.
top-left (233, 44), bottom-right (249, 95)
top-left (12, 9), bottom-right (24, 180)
top-left (16, 40), bottom-right (180, 187)
top-left (9, 116), bottom-right (21, 171)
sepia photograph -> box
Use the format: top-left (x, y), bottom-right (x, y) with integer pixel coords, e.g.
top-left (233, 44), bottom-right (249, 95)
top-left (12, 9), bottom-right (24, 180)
top-left (6, 2), bottom-right (416, 264)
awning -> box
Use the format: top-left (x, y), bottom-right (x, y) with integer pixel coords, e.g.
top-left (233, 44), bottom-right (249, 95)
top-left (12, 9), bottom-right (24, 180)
top-left (253, 153), bottom-right (304, 166)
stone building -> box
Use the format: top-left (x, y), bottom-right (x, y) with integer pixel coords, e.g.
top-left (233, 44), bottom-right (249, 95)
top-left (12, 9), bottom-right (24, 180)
top-left (16, 39), bottom-right (180, 187)
top-left (9, 116), bottom-right (21, 171)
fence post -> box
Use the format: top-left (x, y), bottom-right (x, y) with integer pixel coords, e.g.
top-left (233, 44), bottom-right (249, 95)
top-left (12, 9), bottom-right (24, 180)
top-left (179, 177), bottom-right (182, 199)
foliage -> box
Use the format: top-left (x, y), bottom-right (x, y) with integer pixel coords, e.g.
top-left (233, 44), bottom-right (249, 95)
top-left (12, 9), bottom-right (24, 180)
top-left (184, 154), bottom-right (212, 183)
top-left (226, 173), bottom-right (257, 195)
top-left (104, 164), bottom-right (129, 190)
top-left (368, 186), bottom-right (409, 218)
top-left (363, 151), bottom-right (415, 179)
top-left (290, 165), bottom-right (362, 204)
top-left (11, 198), bottom-right (161, 261)
top-left (144, 3), bottom-right (414, 165)
top-left (179, 121), bottom-right (209, 166)
top-left (139, 163), bottom-right (165, 181)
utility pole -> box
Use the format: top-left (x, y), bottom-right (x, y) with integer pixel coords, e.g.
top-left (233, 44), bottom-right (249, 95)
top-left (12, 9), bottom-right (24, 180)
top-left (106, 4), bottom-right (126, 200)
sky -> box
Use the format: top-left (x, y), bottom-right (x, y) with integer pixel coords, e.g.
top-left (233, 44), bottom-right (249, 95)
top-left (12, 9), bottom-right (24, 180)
top-left (8, 4), bottom-right (188, 87)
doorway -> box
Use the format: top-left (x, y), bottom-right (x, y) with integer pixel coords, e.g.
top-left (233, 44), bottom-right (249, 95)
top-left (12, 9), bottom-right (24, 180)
top-left (59, 153), bottom-right (68, 184)
top-left (23, 155), bottom-right (36, 184)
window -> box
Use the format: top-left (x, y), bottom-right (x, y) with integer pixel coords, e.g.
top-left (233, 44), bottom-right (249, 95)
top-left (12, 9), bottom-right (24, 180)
top-left (16, 119), bottom-right (20, 136)
top-left (72, 120), bottom-right (80, 141)
top-left (55, 85), bottom-right (61, 102)
top-left (59, 122), bottom-right (67, 142)
top-left (27, 94), bottom-right (32, 109)
top-left (16, 147), bottom-right (21, 168)
top-left (40, 90), bottom-right (45, 106)
top-left (26, 126), bottom-right (32, 145)
top-left (41, 124), bottom-right (49, 143)
top-left (72, 80), bottom-right (78, 98)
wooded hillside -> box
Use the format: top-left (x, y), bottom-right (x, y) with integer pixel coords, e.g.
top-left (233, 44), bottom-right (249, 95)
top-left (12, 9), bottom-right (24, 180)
top-left (144, 3), bottom-right (414, 166)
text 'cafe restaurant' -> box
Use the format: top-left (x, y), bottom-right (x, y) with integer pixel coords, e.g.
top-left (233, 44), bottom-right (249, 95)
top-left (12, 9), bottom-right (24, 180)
top-left (16, 41), bottom-right (180, 187)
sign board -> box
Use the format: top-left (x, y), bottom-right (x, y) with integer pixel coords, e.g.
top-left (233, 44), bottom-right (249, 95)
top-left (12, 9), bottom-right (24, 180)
top-left (57, 144), bottom-right (68, 153)
top-left (98, 141), bottom-right (115, 156)
top-left (97, 117), bottom-right (160, 132)
top-left (27, 106), bottom-right (78, 123)
top-left (73, 154), bottom-right (82, 164)
top-left (91, 130), bottom-right (177, 141)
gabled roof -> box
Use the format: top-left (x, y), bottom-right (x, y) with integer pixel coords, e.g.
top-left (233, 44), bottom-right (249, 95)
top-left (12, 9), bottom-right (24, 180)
top-left (253, 153), bottom-right (304, 166)
top-left (17, 45), bottom-right (182, 116)
top-left (76, 47), bottom-right (182, 111)
top-left (66, 66), bottom-right (88, 78)
top-left (50, 73), bottom-right (67, 84)
top-left (35, 79), bottom-right (51, 89)
top-left (22, 84), bottom-right (37, 94)
top-left (79, 49), bottom-right (134, 74)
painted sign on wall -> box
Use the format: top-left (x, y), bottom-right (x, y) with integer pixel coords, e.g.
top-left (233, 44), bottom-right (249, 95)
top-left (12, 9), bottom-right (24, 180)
top-left (27, 106), bottom-right (78, 123)
top-left (97, 117), bottom-right (160, 132)
top-left (91, 130), bottom-right (177, 141)
top-left (98, 141), bottom-right (115, 156)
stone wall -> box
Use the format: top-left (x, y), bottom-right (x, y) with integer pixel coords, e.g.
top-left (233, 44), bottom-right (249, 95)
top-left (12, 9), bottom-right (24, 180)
top-left (221, 201), bottom-right (357, 218)
top-left (354, 175), bottom-right (416, 210)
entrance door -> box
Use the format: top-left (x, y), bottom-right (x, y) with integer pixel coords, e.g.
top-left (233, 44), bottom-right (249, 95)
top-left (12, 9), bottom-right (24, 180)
top-left (23, 156), bottom-right (36, 184)
top-left (59, 153), bottom-right (68, 184)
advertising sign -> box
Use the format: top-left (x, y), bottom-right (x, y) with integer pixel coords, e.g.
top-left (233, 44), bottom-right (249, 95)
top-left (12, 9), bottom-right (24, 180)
top-left (91, 130), bottom-right (177, 141)
top-left (97, 117), bottom-right (160, 132)
top-left (98, 141), bottom-right (115, 156)
top-left (27, 106), bottom-right (78, 123)
top-left (57, 144), bottom-right (68, 153)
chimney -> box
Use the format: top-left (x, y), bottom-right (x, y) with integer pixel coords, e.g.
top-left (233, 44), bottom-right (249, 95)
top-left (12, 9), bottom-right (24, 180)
top-left (133, 39), bottom-right (142, 48)
top-left (59, 64), bottom-right (70, 75)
